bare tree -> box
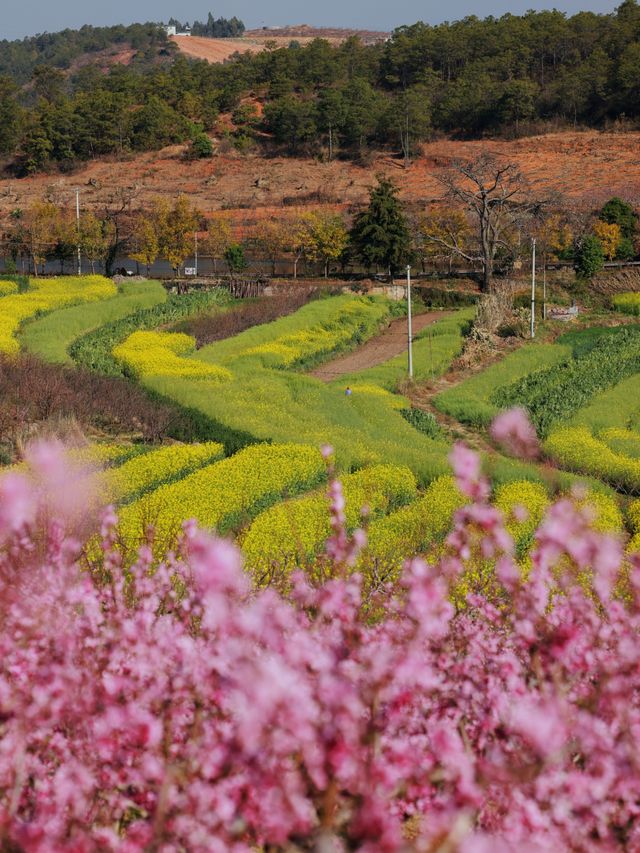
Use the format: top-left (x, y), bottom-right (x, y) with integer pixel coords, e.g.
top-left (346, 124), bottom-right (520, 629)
top-left (100, 185), bottom-right (140, 276)
top-left (427, 154), bottom-right (542, 291)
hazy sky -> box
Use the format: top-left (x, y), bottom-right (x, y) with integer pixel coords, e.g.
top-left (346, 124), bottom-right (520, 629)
top-left (1, 0), bottom-right (622, 40)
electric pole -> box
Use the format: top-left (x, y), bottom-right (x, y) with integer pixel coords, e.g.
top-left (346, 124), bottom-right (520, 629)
top-left (530, 238), bottom-right (536, 339)
top-left (76, 190), bottom-right (82, 276)
top-left (407, 264), bottom-right (413, 378)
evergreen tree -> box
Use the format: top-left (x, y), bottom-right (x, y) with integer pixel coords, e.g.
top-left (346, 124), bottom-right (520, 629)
top-left (600, 197), bottom-right (637, 241)
top-left (575, 235), bottom-right (605, 279)
top-left (349, 176), bottom-right (413, 275)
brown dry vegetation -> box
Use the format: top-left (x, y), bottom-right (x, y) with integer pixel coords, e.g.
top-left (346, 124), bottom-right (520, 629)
top-left (173, 288), bottom-right (319, 347)
top-left (0, 354), bottom-right (215, 456)
top-left (1, 132), bottom-right (639, 229)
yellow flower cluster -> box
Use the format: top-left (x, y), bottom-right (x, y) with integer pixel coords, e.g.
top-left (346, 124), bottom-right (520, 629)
top-left (117, 443), bottom-right (325, 556)
top-left (242, 464), bottom-right (417, 584)
top-left (0, 280), bottom-right (18, 297)
top-left (576, 490), bottom-right (624, 534)
top-left (453, 484), bottom-right (624, 606)
top-left (545, 426), bottom-right (640, 492)
top-left (0, 276), bottom-right (116, 355)
top-left (211, 297), bottom-right (390, 370)
top-left (627, 498), bottom-right (640, 553)
top-left (613, 292), bottom-right (640, 316)
top-left (2, 442), bottom-right (137, 476)
top-left (494, 480), bottom-right (549, 574)
top-left (97, 442), bottom-right (224, 505)
top-left (113, 331), bottom-right (233, 381)
top-left (358, 475), bottom-right (466, 587)
top-left (67, 443), bottom-right (139, 468)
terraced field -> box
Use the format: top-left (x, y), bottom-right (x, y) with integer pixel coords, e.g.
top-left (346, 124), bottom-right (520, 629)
top-left (3, 276), bottom-right (640, 592)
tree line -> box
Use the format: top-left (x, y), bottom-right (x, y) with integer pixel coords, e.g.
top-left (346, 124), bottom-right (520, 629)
top-left (0, 2), bottom-right (640, 173)
top-left (2, 163), bottom-right (637, 287)
top-left (167, 14), bottom-right (245, 38)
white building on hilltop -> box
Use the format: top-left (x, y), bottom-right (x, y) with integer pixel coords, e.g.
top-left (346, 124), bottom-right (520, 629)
top-left (163, 24), bottom-right (191, 36)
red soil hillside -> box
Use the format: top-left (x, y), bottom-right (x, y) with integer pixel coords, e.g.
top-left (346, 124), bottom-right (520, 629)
top-left (171, 36), bottom-right (265, 63)
top-left (171, 27), bottom-right (390, 64)
top-left (1, 132), bottom-right (639, 226)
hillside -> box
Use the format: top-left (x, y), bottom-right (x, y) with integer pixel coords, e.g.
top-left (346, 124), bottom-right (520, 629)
top-left (1, 132), bottom-right (638, 224)
top-left (170, 26), bottom-right (390, 64)
top-left (171, 35), bottom-right (265, 63)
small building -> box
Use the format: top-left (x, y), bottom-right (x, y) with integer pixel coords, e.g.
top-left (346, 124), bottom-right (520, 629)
top-left (164, 25), bottom-right (177, 37)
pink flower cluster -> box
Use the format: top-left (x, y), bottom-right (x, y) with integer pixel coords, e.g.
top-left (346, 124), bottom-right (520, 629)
top-left (0, 420), bottom-right (639, 851)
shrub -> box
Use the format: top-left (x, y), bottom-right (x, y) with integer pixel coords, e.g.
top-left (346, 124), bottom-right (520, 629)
top-left (575, 234), bottom-right (605, 279)
top-left (188, 132), bottom-right (213, 159)
top-left (399, 407), bottom-right (441, 438)
top-left (1, 420), bottom-right (640, 849)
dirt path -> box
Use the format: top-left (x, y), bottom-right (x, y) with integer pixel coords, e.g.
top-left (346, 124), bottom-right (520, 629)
top-left (311, 311), bottom-right (453, 382)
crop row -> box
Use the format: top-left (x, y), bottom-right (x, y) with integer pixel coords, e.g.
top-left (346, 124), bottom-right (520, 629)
top-left (97, 442), bottom-right (224, 505)
top-left (613, 292), bottom-right (640, 316)
top-left (21, 280), bottom-right (167, 364)
top-left (113, 331), bottom-right (233, 381)
top-left (545, 426), bottom-right (640, 494)
top-left (0, 276), bottom-right (116, 355)
top-left (434, 342), bottom-right (570, 427)
top-left (0, 280), bottom-right (18, 296)
top-left (116, 443), bottom-right (326, 557)
top-left (131, 295), bottom-right (451, 482)
top-left (242, 464), bottom-right (417, 585)
top-left (69, 288), bottom-right (231, 375)
top-left (195, 294), bottom-right (397, 372)
top-left (494, 328), bottom-right (640, 437)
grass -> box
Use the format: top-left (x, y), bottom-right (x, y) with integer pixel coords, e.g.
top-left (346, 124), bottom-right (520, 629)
top-left (568, 375), bottom-right (640, 434)
top-left (20, 281), bottom-right (167, 363)
top-left (333, 309), bottom-right (474, 392)
top-left (434, 342), bottom-right (571, 428)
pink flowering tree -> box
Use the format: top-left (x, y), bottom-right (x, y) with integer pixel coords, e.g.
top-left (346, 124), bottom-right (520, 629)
top-left (0, 418), bottom-right (639, 851)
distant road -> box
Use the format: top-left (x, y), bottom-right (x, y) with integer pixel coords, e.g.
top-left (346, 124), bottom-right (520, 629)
top-left (311, 311), bottom-right (453, 382)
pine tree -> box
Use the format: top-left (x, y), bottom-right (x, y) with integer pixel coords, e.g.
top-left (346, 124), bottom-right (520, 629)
top-left (349, 176), bottom-right (413, 276)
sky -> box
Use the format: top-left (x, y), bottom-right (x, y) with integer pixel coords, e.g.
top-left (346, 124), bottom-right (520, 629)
top-left (0, 0), bottom-right (622, 40)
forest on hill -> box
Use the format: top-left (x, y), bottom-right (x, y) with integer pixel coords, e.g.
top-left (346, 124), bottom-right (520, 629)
top-left (0, 1), bottom-right (639, 174)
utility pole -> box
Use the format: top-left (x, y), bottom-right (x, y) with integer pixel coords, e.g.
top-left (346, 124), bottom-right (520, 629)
top-left (194, 231), bottom-right (198, 277)
top-left (406, 264), bottom-right (413, 378)
top-left (530, 238), bottom-right (536, 339)
top-left (542, 250), bottom-right (547, 321)
top-left (76, 190), bottom-right (82, 276)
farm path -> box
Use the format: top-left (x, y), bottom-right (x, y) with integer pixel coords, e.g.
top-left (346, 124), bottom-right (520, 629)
top-left (311, 311), bottom-right (454, 382)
